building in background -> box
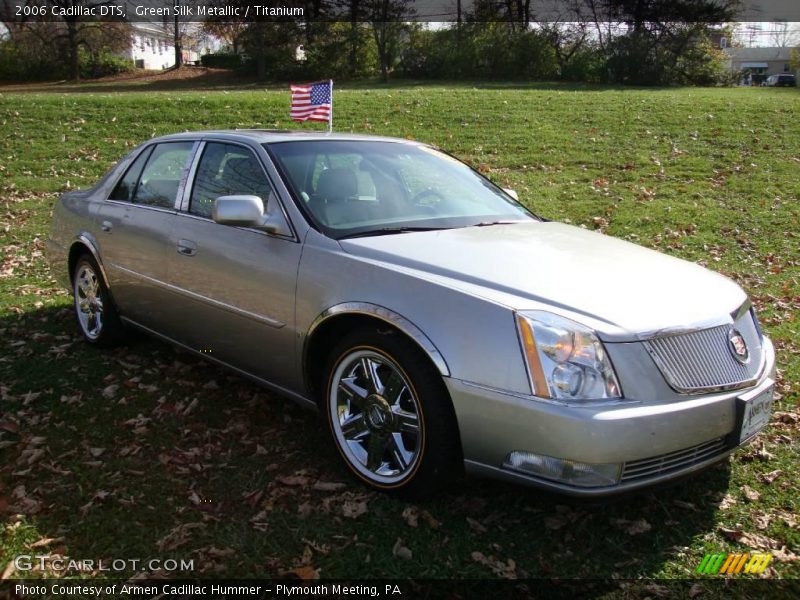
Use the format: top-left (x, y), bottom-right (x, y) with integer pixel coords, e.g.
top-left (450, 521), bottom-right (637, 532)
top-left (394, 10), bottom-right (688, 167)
top-left (724, 46), bottom-right (796, 84)
top-left (122, 24), bottom-right (175, 70)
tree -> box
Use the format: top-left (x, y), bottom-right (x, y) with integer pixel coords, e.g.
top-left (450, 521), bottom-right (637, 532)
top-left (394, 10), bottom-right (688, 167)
top-left (202, 21), bottom-right (248, 55)
top-left (538, 0), bottom-right (593, 77)
top-left (768, 21), bottom-right (800, 47)
top-left (3, 1), bottom-right (130, 81)
top-left (40, 0), bottom-right (120, 80)
top-left (364, 0), bottom-right (414, 81)
top-left (595, 0), bottom-right (741, 85)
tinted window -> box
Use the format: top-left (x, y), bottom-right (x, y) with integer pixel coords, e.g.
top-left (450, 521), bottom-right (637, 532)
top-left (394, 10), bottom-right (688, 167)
top-left (190, 143), bottom-right (272, 219)
top-left (133, 142), bottom-right (193, 209)
top-left (109, 146), bottom-right (153, 202)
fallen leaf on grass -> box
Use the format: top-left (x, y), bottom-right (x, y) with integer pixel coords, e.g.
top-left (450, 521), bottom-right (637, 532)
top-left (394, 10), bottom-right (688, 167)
top-left (289, 565), bottom-right (320, 580)
top-left (342, 499), bottom-right (368, 519)
top-left (402, 506), bottom-right (419, 528)
top-left (471, 551), bottom-right (517, 579)
top-left (467, 517), bottom-right (488, 534)
top-left (758, 469), bottom-right (782, 484)
top-left (277, 475), bottom-right (310, 486)
top-left (421, 510), bottom-right (441, 529)
top-left (741, 485), bottom-right (760, 502)
top-left (312, 481), bottom-right (346, 492)
top-left (612, 518), bottom-right (652, 535)
top-left (392, 538), bottom-right (412, 560)
top-left (688, 583), bottom-right (705, 598)
top-left (102, 384), bottom-right (119, 398)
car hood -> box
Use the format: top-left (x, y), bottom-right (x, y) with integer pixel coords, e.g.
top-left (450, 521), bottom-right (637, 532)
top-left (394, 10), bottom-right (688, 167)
top-left (338, 221), bottom-right (746, 339)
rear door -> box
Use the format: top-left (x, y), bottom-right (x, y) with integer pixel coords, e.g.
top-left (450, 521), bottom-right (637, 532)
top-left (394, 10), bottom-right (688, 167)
top-left (96, 141), bottom-right (196, 329)
top-left (164, 141), bottom-right (303, 389)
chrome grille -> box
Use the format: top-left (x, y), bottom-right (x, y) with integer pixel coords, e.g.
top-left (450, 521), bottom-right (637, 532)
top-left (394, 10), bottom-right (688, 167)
top-left (644, 312), bottom-right (763, 393)
top-left (621, 438), bottom-right (727, 483)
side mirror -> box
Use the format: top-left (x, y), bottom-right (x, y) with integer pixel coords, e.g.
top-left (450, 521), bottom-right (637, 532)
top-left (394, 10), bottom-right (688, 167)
top-left (213, 195), bottom-right (264, 227)
top-left (213, 195), bottom-right (291, 236)
top-left (503, 188), bottom-right (519, 201)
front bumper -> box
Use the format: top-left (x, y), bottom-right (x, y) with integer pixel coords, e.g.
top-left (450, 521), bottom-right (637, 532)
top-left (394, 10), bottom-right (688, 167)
top-left (448, 337), bottom-right (776, 496)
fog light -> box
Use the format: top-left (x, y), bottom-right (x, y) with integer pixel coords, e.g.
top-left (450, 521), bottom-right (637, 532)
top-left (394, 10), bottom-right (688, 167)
top-left (503, 451), bottom-right (621, 488)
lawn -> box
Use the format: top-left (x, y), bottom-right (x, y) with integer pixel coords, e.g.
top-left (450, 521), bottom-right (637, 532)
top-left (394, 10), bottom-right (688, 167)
top-left (0, 82), bottom-right (798, 591)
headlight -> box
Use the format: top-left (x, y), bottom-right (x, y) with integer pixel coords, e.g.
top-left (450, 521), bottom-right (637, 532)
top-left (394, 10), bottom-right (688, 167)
top-left (516, 311), bottom-right (621, 401)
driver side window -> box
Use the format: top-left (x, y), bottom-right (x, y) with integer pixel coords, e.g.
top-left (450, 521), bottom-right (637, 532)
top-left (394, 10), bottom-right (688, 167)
top-left (190, 143), bottom-right (273, 219)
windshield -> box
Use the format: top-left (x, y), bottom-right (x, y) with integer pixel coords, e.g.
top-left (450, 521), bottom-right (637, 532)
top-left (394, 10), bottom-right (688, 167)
top-left (266, 140), bottom-right (534, 239)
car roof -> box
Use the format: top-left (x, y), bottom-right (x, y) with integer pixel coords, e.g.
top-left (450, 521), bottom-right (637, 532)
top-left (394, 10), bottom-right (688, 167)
top-left (147, 130), bottom-right (422, 146)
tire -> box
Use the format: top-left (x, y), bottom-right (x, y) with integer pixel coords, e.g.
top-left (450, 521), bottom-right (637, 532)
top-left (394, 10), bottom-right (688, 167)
top-left (324, 327), bottom-right (461, 497)
top-left (72, 254), bottom-right (127, 347)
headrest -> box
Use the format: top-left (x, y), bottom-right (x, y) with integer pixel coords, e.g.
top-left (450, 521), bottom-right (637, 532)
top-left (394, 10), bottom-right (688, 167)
top-left (316, 168), bottom-right (357, 202)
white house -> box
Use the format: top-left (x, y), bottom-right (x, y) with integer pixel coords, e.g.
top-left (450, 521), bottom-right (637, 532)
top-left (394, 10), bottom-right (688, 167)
top-left (723, 46), bottom-right (796, 83)
top-left (122, 24), bottom-right (175, 70)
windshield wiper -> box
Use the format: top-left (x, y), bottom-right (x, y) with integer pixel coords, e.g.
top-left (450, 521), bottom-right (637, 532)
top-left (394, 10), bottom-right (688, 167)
top-left (470, 220), bottom-right (525, 227)
top-left (339, 226), bottom-right (449, 240)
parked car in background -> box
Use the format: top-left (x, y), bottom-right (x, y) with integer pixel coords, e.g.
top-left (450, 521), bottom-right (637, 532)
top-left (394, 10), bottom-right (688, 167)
top-left (765, 74), bottom-right (796, 87)
top-left (47, 131), bottom-right (776, 497)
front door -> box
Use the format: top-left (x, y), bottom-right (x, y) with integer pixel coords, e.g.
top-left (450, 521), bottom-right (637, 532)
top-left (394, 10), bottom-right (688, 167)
top-left (165, 141), bottom-right (302, 390)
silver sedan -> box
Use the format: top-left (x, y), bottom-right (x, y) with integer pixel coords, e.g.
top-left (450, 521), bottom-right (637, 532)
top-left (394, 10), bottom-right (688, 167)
top-left (46, 131), bottom-right (776, 497)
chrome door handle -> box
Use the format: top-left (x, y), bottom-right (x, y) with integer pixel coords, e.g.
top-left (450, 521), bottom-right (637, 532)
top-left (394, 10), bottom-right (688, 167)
top-left (176, 239), bottom-right (197, 256)
top-left (101, 221), bottom-right (113, 232)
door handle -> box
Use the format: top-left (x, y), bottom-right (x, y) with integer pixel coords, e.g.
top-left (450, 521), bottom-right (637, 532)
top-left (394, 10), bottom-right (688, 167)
top-left (176, 239), bottom-right (197, 256)
top-left (101, 221), bottom-right (113, 233)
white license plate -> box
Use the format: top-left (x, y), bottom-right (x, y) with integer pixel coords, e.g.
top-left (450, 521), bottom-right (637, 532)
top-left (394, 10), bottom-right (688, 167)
top-left (739, 384), bottom-right (774, 443)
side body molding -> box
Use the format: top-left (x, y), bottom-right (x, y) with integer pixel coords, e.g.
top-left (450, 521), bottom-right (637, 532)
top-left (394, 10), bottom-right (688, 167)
top-left (305, 302), bottom-right (451, 377)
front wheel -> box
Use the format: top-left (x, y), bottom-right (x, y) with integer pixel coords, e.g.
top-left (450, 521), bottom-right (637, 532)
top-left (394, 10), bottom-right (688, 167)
top-left (324, 328), bottom-right (461, 497)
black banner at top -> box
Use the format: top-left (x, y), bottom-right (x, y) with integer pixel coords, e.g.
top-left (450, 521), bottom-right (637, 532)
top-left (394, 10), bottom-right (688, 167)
top-left (1, 0), bottom-right (800, 23)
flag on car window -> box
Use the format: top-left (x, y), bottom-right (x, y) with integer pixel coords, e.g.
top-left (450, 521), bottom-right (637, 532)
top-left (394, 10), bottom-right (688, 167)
top-left (290, 80), bottom-right (332, 124)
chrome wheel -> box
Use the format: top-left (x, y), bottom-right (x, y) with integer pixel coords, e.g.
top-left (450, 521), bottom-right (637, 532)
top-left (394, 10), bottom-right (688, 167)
top-left (329, 349), bottom-right (423, 485)
top-left (74, 263), bottom-right (104, 340)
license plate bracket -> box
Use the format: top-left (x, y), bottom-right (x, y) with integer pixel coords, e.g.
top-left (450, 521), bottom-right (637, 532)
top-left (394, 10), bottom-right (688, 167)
top-left (736, 379), bottom-right (774, 443)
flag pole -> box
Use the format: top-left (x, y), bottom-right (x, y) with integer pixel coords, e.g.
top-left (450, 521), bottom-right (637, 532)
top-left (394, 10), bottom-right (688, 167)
top-left (328, 79), bottom-right (333, 134)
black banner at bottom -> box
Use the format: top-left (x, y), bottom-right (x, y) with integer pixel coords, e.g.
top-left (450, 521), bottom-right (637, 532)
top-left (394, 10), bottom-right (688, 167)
top-left (1, 579), bottom-right (798, 600)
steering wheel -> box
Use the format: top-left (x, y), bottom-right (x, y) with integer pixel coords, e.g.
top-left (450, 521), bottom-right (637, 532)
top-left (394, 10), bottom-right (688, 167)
top-left (410, 188), bottom-right (446, 205)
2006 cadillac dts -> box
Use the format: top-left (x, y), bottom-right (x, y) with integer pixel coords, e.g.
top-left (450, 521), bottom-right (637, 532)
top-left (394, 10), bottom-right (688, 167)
top-left (47, 131), bottom-right (775, 497)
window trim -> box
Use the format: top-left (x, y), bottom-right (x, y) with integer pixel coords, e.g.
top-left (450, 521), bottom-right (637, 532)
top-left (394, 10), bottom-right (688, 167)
top-left (106, 144), bottom-right (154, 204)
top-left (179, 139), bottom-right (298, 242)
top-left (106, 141), bottom-right (197, 211)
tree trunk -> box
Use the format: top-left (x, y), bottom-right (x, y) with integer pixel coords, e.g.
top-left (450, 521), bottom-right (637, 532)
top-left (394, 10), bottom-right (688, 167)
top-left (349, 0), bottom-right (360, 76)
top-left (174, 13), bottom-right (183, 68)
top-left (66, 20), bottom-right (80, 81)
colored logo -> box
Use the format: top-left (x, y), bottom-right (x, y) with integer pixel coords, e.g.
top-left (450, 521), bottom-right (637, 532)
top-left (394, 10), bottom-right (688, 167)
top-left (728, 329), bottom-right (749, 364)
top-left (696, 552), bottom-right (772, 575)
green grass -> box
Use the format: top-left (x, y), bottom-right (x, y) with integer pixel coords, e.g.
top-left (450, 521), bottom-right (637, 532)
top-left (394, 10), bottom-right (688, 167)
top-left (0, 83), bottom-right (798, 588)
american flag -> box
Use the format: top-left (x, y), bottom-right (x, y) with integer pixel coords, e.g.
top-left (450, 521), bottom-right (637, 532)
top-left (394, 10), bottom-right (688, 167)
top-left (290, 80), bottom-right (332, 122)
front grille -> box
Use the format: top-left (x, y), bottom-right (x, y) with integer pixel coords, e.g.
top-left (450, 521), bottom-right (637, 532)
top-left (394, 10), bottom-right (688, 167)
top-left (644, 312), bottom-right (763, 393)
top-left (621, 438), bottom-right (727, 483)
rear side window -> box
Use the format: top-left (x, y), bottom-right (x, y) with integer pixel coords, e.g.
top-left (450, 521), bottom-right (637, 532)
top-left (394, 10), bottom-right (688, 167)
top-left (109, 146), bottom-right (153, 202)
top-left (133, 142), bottom-right (194, 209)
top-left (190, 143), bottom-right (273, 218)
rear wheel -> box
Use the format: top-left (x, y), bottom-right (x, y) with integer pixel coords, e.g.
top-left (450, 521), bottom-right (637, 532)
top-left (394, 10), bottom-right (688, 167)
top-left (72, 254), bottom-right (126, 346)
top-left (324, 328), bottom-right (460, 497)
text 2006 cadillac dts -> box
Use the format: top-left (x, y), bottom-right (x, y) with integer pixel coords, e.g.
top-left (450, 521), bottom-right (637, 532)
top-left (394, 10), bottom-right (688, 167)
top-left (47, 131), bottom-right (775, 496)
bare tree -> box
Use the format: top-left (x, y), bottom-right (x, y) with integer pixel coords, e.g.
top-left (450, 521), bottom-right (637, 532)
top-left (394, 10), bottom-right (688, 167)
top-left (538, 0), bottom-right (593, 76)
top-left (769, 21), bottom-right (800, 47)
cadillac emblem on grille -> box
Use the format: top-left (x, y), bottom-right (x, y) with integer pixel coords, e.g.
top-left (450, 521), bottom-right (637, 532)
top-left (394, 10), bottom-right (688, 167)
top-left (728, 329), bottom-right (749, 364)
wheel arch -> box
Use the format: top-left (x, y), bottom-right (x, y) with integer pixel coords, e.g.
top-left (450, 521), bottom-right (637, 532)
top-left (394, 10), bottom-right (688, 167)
top-left (68, 234), bottom-right (110, 289)
top-left (303, 303), bottom-right (450, 398)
